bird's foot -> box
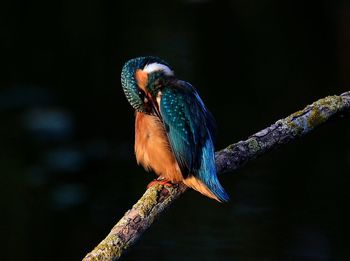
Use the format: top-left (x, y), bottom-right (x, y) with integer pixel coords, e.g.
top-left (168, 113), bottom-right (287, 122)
top-left (147, 177), bottom-right (173, 189)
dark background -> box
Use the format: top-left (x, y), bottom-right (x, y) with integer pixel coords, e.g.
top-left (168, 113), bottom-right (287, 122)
top-left (2, 0), bottom-right (350, 260)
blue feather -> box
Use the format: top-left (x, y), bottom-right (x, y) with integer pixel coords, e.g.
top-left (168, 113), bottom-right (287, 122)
top-left (199, 136), bottom-right (229, 202)
top-left (160, 80), bottom-right (229, 202)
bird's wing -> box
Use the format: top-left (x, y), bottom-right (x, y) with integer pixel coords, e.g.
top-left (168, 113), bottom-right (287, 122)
top-left (159, 81), bottom-right (215, 176)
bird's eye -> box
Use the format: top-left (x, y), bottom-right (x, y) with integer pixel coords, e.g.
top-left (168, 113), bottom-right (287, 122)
top-left (138, 89), bottom-right (148, 103)
top-left (138, 89), bottom-right (145, 98)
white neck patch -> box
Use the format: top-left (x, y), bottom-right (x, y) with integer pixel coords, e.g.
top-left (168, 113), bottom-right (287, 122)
top-left (143, 63), bottom-right (174, 76)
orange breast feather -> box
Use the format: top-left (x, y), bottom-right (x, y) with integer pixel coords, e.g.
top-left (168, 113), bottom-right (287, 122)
top-left (134, 112), bottom-right (222, 201)
top-left (134, 112), bottom-right (183, 182)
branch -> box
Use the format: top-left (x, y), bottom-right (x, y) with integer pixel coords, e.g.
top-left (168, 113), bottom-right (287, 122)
top-left (83, 91), bottom-right (350, 261)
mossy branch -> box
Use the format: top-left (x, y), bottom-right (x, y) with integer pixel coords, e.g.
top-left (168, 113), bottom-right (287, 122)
top-left (83, 91), bottom-right (350, 261)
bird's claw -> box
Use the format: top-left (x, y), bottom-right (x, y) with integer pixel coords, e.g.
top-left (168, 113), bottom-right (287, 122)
top-left (147, 178), bottom-right (173, 189)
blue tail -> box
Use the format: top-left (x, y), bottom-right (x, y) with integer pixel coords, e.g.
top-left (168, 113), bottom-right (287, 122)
top-left (199, 137), bottom-right (229, 202)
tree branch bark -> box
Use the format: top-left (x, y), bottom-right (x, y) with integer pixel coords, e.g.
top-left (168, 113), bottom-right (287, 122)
top-left (83, 91), bottom-right (350, 261)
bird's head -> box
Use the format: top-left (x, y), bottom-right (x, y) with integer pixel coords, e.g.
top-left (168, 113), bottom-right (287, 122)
top-left (121, 56), bottom-right (174, 115)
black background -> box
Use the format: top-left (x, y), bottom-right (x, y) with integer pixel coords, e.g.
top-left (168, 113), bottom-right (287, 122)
top-left (2, 0), bottom-right (350, 260)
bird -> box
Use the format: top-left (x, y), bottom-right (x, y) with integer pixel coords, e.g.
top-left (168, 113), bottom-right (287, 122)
top-left (121, 56), bottom-right (229, 202)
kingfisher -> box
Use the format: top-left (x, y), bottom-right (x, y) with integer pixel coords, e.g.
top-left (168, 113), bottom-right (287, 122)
top-left (121, 56), bottom-right (229, 202)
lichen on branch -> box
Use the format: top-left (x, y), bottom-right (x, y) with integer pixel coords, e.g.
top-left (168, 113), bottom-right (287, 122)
top-left (83, 91), bottom-right (350, 261)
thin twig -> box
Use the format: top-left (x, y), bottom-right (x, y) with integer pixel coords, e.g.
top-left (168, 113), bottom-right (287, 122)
top-left (83, 91), bottom-right (350, 261)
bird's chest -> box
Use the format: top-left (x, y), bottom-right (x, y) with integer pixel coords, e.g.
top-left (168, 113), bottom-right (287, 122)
top-left (134, 112), bottom-right (182, 181)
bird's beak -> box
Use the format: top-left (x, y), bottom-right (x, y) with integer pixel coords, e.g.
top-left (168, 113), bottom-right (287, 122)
top-left (147, 93), bottom-right (161, 119)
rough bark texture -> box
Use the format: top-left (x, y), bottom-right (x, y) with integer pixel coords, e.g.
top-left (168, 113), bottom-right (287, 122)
top-left (83, 91), bottom-right (350, 261)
